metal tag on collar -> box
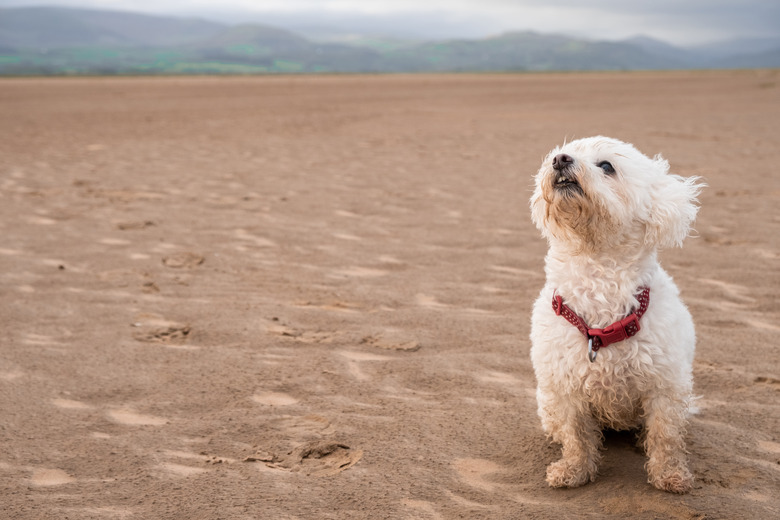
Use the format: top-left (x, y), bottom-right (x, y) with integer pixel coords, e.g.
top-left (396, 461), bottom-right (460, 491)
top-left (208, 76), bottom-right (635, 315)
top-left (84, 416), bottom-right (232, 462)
top-left (588, 337), bottom-right (597, 363)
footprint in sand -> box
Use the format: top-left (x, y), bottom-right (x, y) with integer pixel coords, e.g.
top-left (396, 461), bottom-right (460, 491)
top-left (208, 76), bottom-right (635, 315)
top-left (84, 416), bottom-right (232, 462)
top-left (266, 321), bottom-right (337, 344)
top-left (134, 325), bottom-right (192, 345)
top-left (155, 450), bottom-right (231, 476)
top-left (260, 441), bottom-right (363, 477)
top-left (117, 220), bottom-right (156, 230)
top-left (361, 332), bottom-right (420, 352)
top-left (107, 409), bottom-right (167, 426)
top-left (141, 281), bottom-right (160, 293)
top-left (162, 252), bottom-right (204, 269)
top-left (754, 376), bottom-right (780, 388)
top-left (266, 323), bottom-right (300, 338)
top-left (132, 314), bottom-right (192, 345)
top-left (30, 468), bottom-right (76, 486)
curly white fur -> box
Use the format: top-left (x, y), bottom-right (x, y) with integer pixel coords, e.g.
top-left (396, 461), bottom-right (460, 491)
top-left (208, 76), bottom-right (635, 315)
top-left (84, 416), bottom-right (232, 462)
top-left (529, 136), bottom-right (704, 493)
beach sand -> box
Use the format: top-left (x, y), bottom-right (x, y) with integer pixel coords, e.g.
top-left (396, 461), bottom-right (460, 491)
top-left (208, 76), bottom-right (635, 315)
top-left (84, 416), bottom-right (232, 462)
top-left (1, 71), bottom-right (779, 518)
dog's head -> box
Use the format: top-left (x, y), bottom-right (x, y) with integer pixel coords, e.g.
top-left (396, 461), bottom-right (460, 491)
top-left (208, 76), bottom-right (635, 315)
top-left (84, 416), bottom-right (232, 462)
top-left (530, 136), bottom-right (704, 252)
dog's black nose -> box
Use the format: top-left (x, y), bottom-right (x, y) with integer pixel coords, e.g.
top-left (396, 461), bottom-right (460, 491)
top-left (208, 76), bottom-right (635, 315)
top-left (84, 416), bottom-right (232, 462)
top-left (552, 153), bottom-right (574, 171)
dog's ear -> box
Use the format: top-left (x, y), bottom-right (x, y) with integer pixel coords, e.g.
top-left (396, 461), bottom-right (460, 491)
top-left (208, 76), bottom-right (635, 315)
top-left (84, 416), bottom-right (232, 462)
top-left (644, 157), bottom-right (704, 249)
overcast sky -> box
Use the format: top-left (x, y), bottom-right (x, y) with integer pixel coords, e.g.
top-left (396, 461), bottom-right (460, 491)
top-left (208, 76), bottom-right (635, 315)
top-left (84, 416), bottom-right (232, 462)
top-left (1, 0), bottom-right (779, 45)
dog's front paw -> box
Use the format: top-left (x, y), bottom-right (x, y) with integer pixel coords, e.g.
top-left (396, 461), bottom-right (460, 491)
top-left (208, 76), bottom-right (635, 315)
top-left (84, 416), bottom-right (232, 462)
top-left (646, 453), bottom-right (694, 494)
top-left (545, 459), bottom-right (596, 488)
top-left (649, 468), bottom-right (693, 494)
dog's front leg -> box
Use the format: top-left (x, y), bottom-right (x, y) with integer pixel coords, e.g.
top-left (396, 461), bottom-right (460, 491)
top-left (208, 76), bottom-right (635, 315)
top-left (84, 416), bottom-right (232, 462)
top-left (539, 390), bottom-right (602, 488)
top-left (641, 393), bottom-right (693, 493)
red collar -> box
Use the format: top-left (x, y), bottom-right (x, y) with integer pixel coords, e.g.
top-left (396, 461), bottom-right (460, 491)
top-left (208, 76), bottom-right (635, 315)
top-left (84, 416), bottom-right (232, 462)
top-left (552, 287), bottom-right (650, 362)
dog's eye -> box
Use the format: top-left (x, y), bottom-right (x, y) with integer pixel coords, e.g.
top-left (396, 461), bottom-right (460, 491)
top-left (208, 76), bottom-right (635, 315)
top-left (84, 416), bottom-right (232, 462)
top-left (597, 161), bottom-right (615, 175)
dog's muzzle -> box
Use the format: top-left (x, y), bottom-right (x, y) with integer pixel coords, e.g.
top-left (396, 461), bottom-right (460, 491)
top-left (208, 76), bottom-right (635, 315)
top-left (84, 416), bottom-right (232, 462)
top-left (553, 169), bottom-right (579, 189)
top-left (551, 154), bottom-right (580, 191)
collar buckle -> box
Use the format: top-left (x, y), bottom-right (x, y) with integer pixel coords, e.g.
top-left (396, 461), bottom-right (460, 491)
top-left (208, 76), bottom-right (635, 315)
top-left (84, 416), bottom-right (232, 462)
top-left (588, 313), bottom-right (640, 349)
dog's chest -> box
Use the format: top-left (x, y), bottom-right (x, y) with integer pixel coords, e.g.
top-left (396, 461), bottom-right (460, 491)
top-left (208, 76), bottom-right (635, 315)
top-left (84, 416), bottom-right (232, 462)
top-left (579, 364), bottom-right (643, 429)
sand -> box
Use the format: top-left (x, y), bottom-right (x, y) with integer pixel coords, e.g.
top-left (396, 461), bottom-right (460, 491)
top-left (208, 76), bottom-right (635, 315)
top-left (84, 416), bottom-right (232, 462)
top-left (1, 71), bottom-right (778, 519)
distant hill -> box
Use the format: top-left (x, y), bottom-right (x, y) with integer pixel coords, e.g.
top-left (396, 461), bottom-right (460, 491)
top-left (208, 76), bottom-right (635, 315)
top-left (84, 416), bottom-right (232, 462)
top-left (0, 6), bottom-right (777, 75)
top-left (195, 24), bottom-right (311, 50)
top-left (622, 35), bottom-right (700, 67)
top-left (0, 6), bottom-right (225, 49)
top-left (690, 37), bottom-right (780, 60)
top-left (384, 32), bottom-right (685, 72)
top-left (183, 24), bottom-right (385, 73)
top-left (712, 47), bottom-right (780, 69)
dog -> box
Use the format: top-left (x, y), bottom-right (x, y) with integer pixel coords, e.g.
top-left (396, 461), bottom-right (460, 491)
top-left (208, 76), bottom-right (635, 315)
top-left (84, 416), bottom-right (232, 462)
top-left (529, 136), bottom-right (704, 493)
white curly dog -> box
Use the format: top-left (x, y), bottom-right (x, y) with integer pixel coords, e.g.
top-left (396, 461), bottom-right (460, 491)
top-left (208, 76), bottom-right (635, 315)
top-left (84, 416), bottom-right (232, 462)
top-left (529, 136), bottom-right (704, 493)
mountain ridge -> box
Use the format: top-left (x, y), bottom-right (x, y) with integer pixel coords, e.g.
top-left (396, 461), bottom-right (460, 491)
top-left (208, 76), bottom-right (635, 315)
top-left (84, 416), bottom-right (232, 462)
top-left (0, 6), bottom-right (226, 48)
top-left (1, 6), bottom-right (777, 74)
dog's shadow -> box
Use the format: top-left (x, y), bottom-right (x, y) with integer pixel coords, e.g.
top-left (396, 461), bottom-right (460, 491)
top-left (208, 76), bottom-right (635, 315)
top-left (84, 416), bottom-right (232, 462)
top-left (599, 428), bottom-right (650, 482)
top-left (603, 428), bottom-right (643, 451)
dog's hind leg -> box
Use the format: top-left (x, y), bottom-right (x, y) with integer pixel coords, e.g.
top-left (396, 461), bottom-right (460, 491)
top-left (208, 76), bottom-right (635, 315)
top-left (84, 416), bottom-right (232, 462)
top-left (641, 392), bottom-right (693, 493)
top-left (538, 391), bottom-right (603, 488)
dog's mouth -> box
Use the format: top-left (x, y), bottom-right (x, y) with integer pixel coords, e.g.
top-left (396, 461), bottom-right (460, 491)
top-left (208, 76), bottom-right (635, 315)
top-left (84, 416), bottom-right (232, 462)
top-left (552, 170), bottom-right (582, 193)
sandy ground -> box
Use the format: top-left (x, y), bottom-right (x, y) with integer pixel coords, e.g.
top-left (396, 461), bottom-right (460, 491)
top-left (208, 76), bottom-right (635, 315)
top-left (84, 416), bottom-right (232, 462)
top-left (1, 71), bottom-right (779, 519)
